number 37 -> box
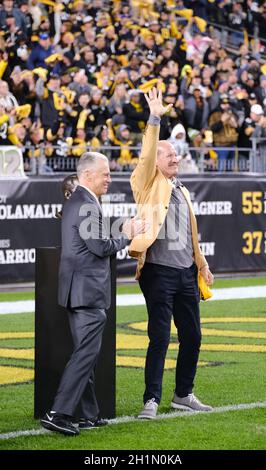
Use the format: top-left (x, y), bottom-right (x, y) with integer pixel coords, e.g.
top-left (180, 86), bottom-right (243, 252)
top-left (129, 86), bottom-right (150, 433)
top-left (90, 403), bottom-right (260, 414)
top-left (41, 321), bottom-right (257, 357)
top-left (242, 231), bottom-right (263, 254)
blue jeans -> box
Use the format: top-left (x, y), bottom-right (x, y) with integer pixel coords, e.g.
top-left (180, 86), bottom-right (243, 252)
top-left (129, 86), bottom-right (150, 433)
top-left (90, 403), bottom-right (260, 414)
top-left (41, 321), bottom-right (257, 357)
top-left (230, 31), bottom-right (244, 47)
top-left (216, 149), bottom-right (235, 171)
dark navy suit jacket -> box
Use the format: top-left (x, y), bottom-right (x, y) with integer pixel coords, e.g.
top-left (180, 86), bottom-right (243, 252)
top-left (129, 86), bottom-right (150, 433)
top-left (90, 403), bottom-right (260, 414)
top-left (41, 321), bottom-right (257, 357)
top-left (58, 185), bottom-right (129, 309)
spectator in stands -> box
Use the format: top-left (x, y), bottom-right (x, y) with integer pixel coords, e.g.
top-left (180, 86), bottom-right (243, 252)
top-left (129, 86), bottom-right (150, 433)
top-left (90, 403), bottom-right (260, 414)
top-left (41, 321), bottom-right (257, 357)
top-left (55, 173), bottom-right (79, 219)
top-left (257, 1), bottom-right (266, 40)
top-left (184, 86), bottom-right (209, 132)
top-left (255, 75), bottom-right (266, 107)
top-left (61, 173), bottom-right (79, 201)
top-left (107, 83), bottom-right (128, 119)
top-left (0, 49), bottom-right (9, 80)
top-left (168, 122), bottom-right (198, 174)
top-left (86, 87), bottom-right (110, 131)
top-left (27, 33), bottom-right (55, 70)
top-left (209, 94), bottom-right (239, 171)
top-left (25, 122), bottom-right (53, 175)
top-left (123, 89), bottom-right (149, 142)
top-left (108, 69), bottom-right (134, 95)
top-left (228, 2), bottom-right (246, 46)
top-left (3, 13), bottom-right (25, 59)
top-left (90, 123), bottom-right (122, 171)
top-left (46, 120), bottom-right (73, 159)
top-left (36, 72), bottom-right (62, 130)
top-left (71, 128), bottom-right (87, 157)
top-left (7, 121), bottom-right (26, 147)
top-left (13, 35), bottom-right (30, 69)
top-left (0, 0), bottom-right (265, 174)
top-left (237, 103), bottom-right (264, 170)
top-left (10, 67), bottom-right (30, 105)
top-left (69, 69), bottom-right (91, 96)
top-left (252, 112), bottom-right (266, 172)
top-left (78, 47), bottom-right (97, 81)
top-left (0, 79), bottom-right (18, 111)
top-left (0, 0), bottom-right (27, 36)
top-left (18, 1), bottom-right (32, 39)
top-left (108, 122), bottom-right (139, 170)
top-left (168, 123), bottom-right (192, 160)
top-left (246, 92), bottom-right (260, 116)
top-left (139, 61), bottom-right (156, 86)
top-left (94, 34), bottom-right (112, 66)
top-left (188, 127), bottom-right (217, 171)
top-left (126, 51), bottom-right (142, 75)
top-left (0, 103), bottom-right (10, 144)
top-left (28, 1), bottom-right (42, 32)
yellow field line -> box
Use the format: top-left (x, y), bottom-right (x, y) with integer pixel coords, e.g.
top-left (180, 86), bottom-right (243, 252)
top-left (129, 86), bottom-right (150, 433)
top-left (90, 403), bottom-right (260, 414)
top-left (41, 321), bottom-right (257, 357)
top-left (0, 332), bottom-right (34, 339)
top-left (1, 317), bottom-right (265, 340)
top-left (129, 319), bottom-right (266, 336)
top-left (200, 343), bottom-right (266, 352)
top-left (1, 340), bottom-right (264, 363)
top-left (116, 356), bottom-right (209, 369)
top-left (201, 328), bottom-right (266, 339)
top-left (117, 334), bottom-right (266, 353)
top-left (201, 317), bottom-right (266, 324)
top-left (0, 366), bottom-right (33, 385)
top-left (0, 348), bottom-right (34, 360)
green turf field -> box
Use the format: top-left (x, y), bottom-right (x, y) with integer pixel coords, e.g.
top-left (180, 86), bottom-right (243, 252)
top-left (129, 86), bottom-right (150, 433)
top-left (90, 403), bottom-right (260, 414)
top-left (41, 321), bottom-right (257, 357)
top-left (1, 276), bottom-right (266, 302)
top-left (0, 278), bottom-right (265, 450)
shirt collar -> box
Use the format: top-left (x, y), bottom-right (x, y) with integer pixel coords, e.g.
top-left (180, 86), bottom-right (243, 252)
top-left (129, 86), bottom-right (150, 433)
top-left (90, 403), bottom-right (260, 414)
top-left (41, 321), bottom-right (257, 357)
top-left (170, 176), bottom-right (183, 188)
top-left (78, 184), bottom-right (101, 207)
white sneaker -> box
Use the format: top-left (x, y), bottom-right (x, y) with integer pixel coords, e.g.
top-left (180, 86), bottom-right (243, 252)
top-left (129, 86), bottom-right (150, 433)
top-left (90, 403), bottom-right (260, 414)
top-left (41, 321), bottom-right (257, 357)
top-left (138, 398), bottom-right (158, 419)
top-left (171, 393), bottom-right (213, 412)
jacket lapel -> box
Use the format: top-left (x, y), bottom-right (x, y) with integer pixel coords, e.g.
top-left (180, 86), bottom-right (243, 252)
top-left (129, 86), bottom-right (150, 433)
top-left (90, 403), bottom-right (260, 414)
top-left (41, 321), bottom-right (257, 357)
top-left (77, 186), bottom-right (102, 214)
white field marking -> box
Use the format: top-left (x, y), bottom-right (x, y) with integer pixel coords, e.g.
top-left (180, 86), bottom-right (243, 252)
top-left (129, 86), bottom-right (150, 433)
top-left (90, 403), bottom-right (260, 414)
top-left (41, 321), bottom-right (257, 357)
top-left (0, 285), bottom-right (266, 314)
top-left (0, 401), bottom-right (265, 441)
top-left (0, 300), bottom-right (34, 314)
top-left (117, 286), bottom-right (266, 306)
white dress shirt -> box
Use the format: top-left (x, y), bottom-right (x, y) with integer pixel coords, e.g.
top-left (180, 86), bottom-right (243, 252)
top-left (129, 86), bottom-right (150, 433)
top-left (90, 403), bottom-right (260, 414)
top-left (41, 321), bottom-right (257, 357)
top-left (78, 184), bottom-right (102, 209)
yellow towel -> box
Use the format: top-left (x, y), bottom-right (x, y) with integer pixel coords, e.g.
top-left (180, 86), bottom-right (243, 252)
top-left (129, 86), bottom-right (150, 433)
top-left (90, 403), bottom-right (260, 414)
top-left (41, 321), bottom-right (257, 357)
top-left (198, 272), bottom-right (213, 301)
top-left (15, 104), bottom-right (32, 119)
top-left (174, 9), bottom-right (193, 20)
top-left (45, 53), bottom-right (62, 64)
top-left (194, 16), bottom-right (207, 33)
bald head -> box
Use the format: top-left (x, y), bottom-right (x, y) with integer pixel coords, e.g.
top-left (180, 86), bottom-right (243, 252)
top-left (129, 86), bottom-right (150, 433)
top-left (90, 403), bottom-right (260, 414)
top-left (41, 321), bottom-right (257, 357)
top-left (157, 140), bottom-right (180, 178)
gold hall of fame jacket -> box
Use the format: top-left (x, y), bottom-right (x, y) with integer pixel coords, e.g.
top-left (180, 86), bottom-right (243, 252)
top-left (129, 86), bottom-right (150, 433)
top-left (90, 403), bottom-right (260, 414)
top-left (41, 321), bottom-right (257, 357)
top-left (128, 123), bottom-right (209, 279)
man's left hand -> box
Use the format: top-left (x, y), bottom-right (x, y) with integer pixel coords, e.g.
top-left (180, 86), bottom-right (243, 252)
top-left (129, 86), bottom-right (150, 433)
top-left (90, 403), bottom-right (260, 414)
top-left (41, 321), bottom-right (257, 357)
top-left (200, 266), bottom-right (214, 286)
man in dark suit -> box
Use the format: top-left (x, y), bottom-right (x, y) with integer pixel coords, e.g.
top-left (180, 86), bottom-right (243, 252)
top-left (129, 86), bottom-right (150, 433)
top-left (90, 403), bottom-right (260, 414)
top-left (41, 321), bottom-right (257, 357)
top-left (41, 151), bottom-right (147, 436)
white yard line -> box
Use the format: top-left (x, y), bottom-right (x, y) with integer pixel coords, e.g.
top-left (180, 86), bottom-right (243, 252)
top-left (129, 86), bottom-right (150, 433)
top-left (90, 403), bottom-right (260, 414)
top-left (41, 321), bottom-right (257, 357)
top-left (0, 401), bottom-right (265, 441)
top-left (117, 286), bottom-right (266, 306)
top-left (0, 300), bottom-right (34, 314)
top-left (0, 285), bottom-right (266, 314)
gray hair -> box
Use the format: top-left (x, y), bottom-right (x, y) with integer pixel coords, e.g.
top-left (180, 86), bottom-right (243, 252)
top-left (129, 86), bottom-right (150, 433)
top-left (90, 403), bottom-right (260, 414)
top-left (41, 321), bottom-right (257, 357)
top-left (76, 151), bottom-right (108, 177)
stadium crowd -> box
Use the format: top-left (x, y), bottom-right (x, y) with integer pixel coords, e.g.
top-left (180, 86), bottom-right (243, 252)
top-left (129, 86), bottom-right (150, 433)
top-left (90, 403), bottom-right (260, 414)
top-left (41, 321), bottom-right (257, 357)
top-left (0, 0), bottom-right (266, 173)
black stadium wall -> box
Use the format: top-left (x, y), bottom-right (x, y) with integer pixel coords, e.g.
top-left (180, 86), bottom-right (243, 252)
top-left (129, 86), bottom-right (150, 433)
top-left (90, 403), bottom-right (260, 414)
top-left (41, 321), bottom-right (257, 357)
top-left (0, 174), bottom-right (266, 283)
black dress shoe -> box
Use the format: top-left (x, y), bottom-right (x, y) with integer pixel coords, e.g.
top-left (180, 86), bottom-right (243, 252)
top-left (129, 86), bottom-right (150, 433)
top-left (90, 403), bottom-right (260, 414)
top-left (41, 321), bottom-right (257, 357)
top-left (79, 417), bottom-right (108, 429)
top-left (41, 412), bottom-right (79, 436)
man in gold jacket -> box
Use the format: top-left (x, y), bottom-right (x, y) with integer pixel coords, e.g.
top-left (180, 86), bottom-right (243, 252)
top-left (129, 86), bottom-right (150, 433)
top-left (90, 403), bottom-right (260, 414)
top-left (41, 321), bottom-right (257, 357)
top-left (129, 87), bottom-right (214, 419)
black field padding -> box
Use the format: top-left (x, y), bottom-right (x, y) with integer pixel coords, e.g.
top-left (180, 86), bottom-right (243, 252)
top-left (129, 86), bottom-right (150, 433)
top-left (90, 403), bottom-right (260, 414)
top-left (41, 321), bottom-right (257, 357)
top-left (34, 248), bottom-right (116, 419)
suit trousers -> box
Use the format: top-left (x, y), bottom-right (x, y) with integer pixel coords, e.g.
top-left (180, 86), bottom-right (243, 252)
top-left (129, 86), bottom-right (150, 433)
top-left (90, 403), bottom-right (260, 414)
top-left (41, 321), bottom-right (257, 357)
top-left (52, 306), bottom-right (107, 419)
top-left (139, 262), bottom-right (201, 404)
